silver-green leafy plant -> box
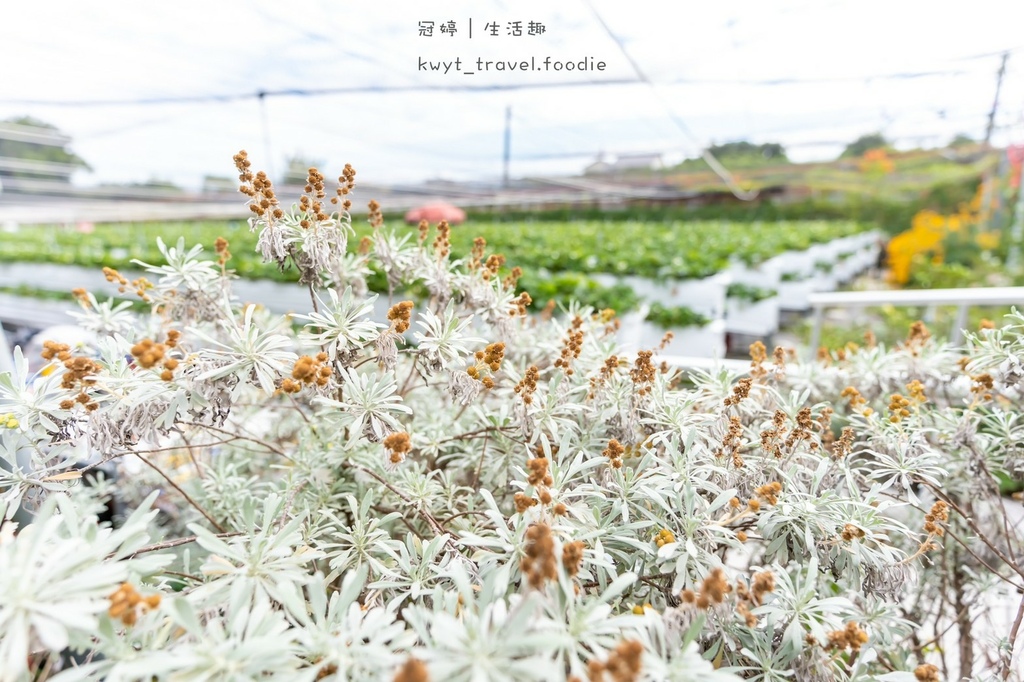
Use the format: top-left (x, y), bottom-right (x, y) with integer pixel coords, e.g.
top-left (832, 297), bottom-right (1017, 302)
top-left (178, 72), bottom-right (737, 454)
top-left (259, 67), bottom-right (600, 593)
top-left (0, 153), bottom-right (1021, 682)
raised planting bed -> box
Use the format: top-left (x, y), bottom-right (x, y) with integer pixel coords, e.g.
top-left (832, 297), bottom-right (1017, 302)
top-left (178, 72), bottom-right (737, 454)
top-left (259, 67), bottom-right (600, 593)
top-left (725, 292), bottom-right (780, 338)
top-left (619, 306), bottom-right (726, 358)
top-left (0, 218), bottom-right (867, 285)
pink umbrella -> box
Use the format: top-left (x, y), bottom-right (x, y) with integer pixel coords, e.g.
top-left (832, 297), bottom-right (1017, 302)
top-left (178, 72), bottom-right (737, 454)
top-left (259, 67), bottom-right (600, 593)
top-left (404, 202), bottom-right (466, 225)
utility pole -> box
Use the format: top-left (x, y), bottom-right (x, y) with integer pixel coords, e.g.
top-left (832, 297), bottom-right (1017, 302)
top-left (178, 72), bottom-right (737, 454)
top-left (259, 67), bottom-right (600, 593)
top-left (502, 105), bottom-right (511, 188)
top-left (978, 54), bottom-right (1009, 233)
top-left (984, 53), bottom-right (1008, 146)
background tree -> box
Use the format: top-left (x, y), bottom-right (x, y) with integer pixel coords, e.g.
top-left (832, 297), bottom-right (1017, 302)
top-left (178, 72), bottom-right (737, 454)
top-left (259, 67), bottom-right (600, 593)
top-left (707, 140), bottom-right (788, 161)
top-left (0, 116), bottom-right (90, 184)
top-left (841, 132), bottom-right (889, 158)
top-left (948, 133), bottom-right (976, 148)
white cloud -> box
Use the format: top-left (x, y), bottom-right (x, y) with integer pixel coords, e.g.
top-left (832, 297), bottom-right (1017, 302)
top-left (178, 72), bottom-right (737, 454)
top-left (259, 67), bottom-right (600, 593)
top-left (2, 0), bottom-right (1022, 187)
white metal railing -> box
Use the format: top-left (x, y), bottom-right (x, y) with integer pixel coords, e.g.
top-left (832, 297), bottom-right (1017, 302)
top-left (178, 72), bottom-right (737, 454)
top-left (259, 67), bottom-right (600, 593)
top-left (656, 354), bottom-right (750, 374)
top-left (807, 287), bottom-right (1024, 353)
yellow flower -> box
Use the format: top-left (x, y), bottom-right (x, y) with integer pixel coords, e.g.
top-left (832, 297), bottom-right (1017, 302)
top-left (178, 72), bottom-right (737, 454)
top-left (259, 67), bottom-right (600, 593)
top-left (654, 528), bottom-right (676, 547)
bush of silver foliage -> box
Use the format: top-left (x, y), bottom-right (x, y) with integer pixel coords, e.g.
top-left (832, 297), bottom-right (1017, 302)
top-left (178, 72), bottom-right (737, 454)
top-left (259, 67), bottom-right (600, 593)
top-left (1, 154), bottom-right (1022, 681)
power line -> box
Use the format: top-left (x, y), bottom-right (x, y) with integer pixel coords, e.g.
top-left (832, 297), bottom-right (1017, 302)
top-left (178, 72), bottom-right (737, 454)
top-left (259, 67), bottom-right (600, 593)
top-left (0, 79), bottom-right (641, 108)
top-left (666, 69), bottom-right (978, 86)
top-left (4, 54), bottom-right (1017, 108)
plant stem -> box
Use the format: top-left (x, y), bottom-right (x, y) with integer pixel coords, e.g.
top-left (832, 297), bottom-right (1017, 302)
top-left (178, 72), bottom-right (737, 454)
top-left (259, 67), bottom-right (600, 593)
top-left (136, 453), bottom-right (227, 533)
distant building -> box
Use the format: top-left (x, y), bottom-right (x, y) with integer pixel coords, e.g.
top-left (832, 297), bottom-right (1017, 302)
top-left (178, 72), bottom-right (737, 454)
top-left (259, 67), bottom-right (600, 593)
top-left (584, 152), bottom-right (663, 175)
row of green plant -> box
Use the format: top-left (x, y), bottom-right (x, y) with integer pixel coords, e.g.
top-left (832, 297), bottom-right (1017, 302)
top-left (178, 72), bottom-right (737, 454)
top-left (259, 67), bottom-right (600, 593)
top-left (516, 271), bottom-right (640, 314)
top-left (0, 218), bottom-right (865, 283)
top-left (644, 302), bottom-right (711, 329)
top-left (466, 174), bottom-right (984, 235)
top-left (725, 283), bottom-right (777, 303)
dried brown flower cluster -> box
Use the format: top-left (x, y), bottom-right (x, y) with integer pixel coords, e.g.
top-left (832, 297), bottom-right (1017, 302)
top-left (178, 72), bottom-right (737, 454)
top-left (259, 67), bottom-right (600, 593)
top-left (433, 220), bottom-right (451, 259)
top-left (759, 409), bottom-right (788, 459)
top-left (102, 266), bottom-right (127, 288)
top-left (888, 393), bottom-right (911, 423)
top-left (629, 350), bottom-right (656, 396)
top-left (715, 415), bottom-right (744, 467)
top-left (970, 372), bottom-right (994, 403)
top-left (749, 340), bottom-right (768, 378)
top-left (130, 333), bottom-right (181, 382)
top-left (102, 267), bottom-right (153, 301)
top-left (554, 317), bottom-right (585, 376)
top-left (735, 571), bottom-right (775, 626)
top-left (922, 500), bottom-right (948, 537)
top-left (539, 298), bottom-right (557, 321)
top-left (516, 453), bottom-right (556, 513)
top-left (513, 492), bottom-right (537, 514)
top-left (44, 340), bottom-right (104, 411)
top-left (906, 379), bottom-right (927, 404)
top-left (913, 664), bottom-right (939, 682)
top-left (41, 340), bottom-right (70, 365)
top-left (383, 431), bottom-right (412, 465)
top-left (392, 657), bottom-right (429, 682)
top-left (387, 301), bottom-right (414, 334)
top-left (214, 237), bottom-right (231, 267)
top-left (298, 167), bottom-right (330, 225)
top-left (358, 235), bottom-right (373, 255)
top-left (586, 639), bottom-right (644, 682)
top-left (841, 523), bottom-right (866, 542)
top-left (522, 522), bottom-right (557, 589)
top-left (47, 350), bottom-right (92, 411)
top-left (510, 291), bottom-right (532, 317)
top-left (504, 266), bottom-right (523, 290)
top-left (108, 582), bottom-right (161, 626)
top-left (754, 481), bottom-right (782, 506)
top-left (831, 426), bottom-right (856, 459)
top-left (826, 621), bottom-right (869, 652)
top-left (466, 342), bottom-right (505, 390)
top-left (514, 365), bottom-right (540, 404)
top-left (739, 482), bottom-right (784, 514)
top-left (482, 254), bottom-right (506, 281)
top-left (680, 567), bottom-right (731, 610)
top-left (603, 438), bottom-right (626, 469)
top-left (331, 163), bottom-right (356, 210)
top-left (904, 320), bottom-right (931, 355)
top-left (587, 355), bottom-right (620, 400)
top-left (234, 150), bottom-right (283, 221)
top-left (531, 455), bottom-right (554, 497)
top-left (479, 342), bottom-right (505, 372)
top-left (417, 219), bottom-right (430, 245)
top-left (781, 407), bottom-right (818, 454)
top-left (70, 287), bottom-right (91, 308)
top-left (368, 197), bottom-right (385, 227)
top-left (562, 539), bottom-right (585, 577)
top-left (723, 377), bottom-right (752, 407)
top-left (468, 236), bottom-right (486, 269)
top-left (368, 199), bottom-right (384, 230)
top-left (840, 386), bottom-right (873, 417)
top-left (281, 353), bottom-right (332, 393)
top-left (679, 568), bottom-right (774, 627)
top-left (816, 405), bottom-right (833, 432)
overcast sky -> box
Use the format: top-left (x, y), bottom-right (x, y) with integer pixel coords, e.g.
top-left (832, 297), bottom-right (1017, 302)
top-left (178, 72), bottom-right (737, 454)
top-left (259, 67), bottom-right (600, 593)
top-left (3, 0), bottom-right (1024, 188)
